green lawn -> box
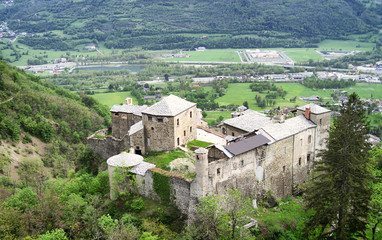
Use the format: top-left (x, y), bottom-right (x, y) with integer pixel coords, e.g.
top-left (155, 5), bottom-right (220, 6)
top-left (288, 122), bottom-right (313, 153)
top-left (317, 40), bottom-right (375, 51)
top-left (91, 91), bottom-right (138, 108)
top-left (164, 49), bottom-right (241, 62)
top-left (344, 83), bottom-right (382, 99)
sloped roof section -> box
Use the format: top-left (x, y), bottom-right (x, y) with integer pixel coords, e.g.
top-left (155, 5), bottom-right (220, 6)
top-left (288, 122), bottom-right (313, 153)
top-left (225, 134), bottom-right (271, 156)
top-left (110, 105), bottom-right (148, 116)
top-left (261, 115), bottom-right (316, 141)
top-left (129, 121), bottom-right (143, 136)
top-left (222, 109), bottom-right (271, 132)
top-left (142, 94), bottom-right (196, 116)
top-left (297, 103), bottom-right (330, 114)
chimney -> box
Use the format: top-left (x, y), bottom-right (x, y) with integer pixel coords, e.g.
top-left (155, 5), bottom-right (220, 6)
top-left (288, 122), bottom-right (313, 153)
top-left (125, 97), bottom-right (132, 105)
top-left (305, 107), bottom-right (311, 120)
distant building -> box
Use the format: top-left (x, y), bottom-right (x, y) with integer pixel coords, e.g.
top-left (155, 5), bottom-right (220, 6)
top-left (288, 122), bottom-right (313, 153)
top-left (195, 47), bottom-right (206, 51)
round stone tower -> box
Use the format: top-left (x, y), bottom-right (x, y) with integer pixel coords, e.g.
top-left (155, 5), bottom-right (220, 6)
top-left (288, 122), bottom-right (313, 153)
top-left (107, 152), bottom-right (143, 200)
top-left (193, 147), bottom-right (209, 198)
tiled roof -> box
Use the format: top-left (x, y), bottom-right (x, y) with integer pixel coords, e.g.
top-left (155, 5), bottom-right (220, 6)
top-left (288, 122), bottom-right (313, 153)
top-left (297, 103), bottom-right (330, 114)
top-left (129, 121), bottom-right (143, 136)
top-left (142, 94), bottom-right (196, 116)
top-left (225, 134), bottom-right (271, 156)
top-left (110, 105), bottom-right (148, 116)
top-left (260, 115), bottom-right (316, 141)
top-left (222, 109), bottom-right (271, 132)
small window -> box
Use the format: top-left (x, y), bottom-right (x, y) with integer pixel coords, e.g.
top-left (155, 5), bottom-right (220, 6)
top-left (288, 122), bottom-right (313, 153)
top-left (190, 111), bottom-right (192, 118)
top-left (190, 127), bottom-right (192, 132)
top-left (158, 118), bottom-right (163, 123)
top-left (283, 147), bottom-right (286, 154)
top-left (177, 119), bottom-right (179, 126)
top-left (283, 166), bottom-right (286, 173)
top-left (222, 127), bottom-right (226, 135)
top-left (148, 116), bottom-right (152, 121)
top-left (184, 130), bottom-right (186, 136)
top-left (307, 154), bottom-right (310, 162)
top-left (320, 119), bottom-right (322, 125)
top-left (300, 139), bottom-right (303, 146)
top-left (299, 157), bottom-right (302, 166)
top-left (151, 127), bottom-right (154, 131)
top-left (177, 137), bottom-right (180, 145)
top-left (147, 138), bottom-right (151, 146)
top-left (217, 168), bottom-right (221, 175)
top-left (240, 160), bottom-right (244, 168)
top-left (308, 135), bottom-right (312, 144)
top-left (196, 155), bottom-right (199, 160)
top-left (232, 132), bottom-right (235, 136)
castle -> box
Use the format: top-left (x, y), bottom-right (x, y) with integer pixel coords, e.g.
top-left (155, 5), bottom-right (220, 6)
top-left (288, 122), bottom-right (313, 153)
top-left (88, 95), bottom-right (330, 217)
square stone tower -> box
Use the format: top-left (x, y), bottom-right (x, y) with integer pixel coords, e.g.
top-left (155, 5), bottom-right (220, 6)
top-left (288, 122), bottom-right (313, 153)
top-left (141, 95), bottom-right (197, 151)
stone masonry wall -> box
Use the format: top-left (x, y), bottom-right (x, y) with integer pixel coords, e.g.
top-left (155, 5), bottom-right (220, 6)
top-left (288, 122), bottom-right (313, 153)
top-left (174, 106), bottom-right (197, 147)
top-left (143, 115), bottom-right (176, 151)
top-left (112, 112), bottom-right (141, 138)
top-left (87, 129), bottom-right (130, 159)
top-left (221, 124), bottom-right (248, 137)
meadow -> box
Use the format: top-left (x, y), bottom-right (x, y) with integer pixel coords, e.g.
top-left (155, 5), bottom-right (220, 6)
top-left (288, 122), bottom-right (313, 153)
top-left (91, 91), bottom-right (138, 108)
top-left (87, 82), bottom-right (382, 124)
top-left (162, 39), bottom-right (376, 64)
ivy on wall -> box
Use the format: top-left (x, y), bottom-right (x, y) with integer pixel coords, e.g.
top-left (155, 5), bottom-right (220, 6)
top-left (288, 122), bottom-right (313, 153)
top-left (152, 170), bottom-right (170, 203)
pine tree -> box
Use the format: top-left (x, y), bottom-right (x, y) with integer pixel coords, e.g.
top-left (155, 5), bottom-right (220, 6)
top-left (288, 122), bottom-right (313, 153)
top-left (304, 93), bottom-right (373, 239)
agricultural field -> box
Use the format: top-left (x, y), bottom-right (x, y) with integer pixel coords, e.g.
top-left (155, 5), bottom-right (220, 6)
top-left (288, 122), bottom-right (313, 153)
top-left (91, 91), bottom-right (137, 108)
top-left (164, 49), bottom-right (241, 63)
top-left (344, 83), bottom-right (382, 99)
top-left (162, 39), bottom-right (376, 64)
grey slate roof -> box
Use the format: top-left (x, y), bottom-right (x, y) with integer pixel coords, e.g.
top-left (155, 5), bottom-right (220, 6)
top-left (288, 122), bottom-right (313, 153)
top-left (225, 134), bottom-right (271, 155)
top-left (130, 162), bottom-right (156, 176)
top-left (107, 152), bottom-right (143, 167)
top-left (110, 105), bottom-right (148, 117)
top-left (297, 103), bottom-right (330, 114)
top-left (142, 94), bottom-right (196, 116)
top-left (260, 115), bottom-right (316, 141)
top-left (222, 109), bottom-right (271, 132)
top-left (129, 121), bottom-right (143, 136)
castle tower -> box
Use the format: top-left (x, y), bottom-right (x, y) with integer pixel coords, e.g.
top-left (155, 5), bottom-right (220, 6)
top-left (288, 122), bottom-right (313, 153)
top-left (192, 148), bottom-right (209, 198)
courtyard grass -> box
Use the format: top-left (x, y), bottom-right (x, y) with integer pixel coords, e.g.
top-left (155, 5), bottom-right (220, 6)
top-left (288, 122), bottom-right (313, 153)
top-left (186, 140), bottom-right (213, 149)
top-left (144, 150), bottom-right (187, 171)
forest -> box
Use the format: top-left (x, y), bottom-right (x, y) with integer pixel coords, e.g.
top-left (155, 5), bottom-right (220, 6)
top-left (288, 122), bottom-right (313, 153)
top-left (0, 0), bottom-right (380, 50)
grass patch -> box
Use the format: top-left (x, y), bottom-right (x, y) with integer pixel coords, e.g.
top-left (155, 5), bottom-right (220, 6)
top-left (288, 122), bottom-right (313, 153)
top-left (144, 150), bottom-right (186, 171)
top-left (163, 49), bottom-right (241, 62)
top-left (91, 91), bottom-right (138, 108)
top-left (186, 140), bottom-right (213, 149)
top-left (343, 83), bottom-right (382, 99)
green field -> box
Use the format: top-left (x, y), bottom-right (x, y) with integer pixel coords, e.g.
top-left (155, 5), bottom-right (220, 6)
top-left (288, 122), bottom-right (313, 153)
top-left (162, 39), bottom-right (376, 64)
top-left (344, 83), bottom-right (382, 99)
top-left (91, 91), bottom-right (137, 108)
top-left (164, 49), bottom-right (241, 62)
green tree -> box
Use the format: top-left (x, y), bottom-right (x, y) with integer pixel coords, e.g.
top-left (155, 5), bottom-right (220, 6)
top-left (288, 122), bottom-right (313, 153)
top-left (304, 93), bottom-right (373, 239)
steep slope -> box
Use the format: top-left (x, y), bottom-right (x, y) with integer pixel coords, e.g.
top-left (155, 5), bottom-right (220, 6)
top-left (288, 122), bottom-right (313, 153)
top-left (0, 57), bottom-right (110, 177)
top-left (0, 0), bottom-right (377, 49)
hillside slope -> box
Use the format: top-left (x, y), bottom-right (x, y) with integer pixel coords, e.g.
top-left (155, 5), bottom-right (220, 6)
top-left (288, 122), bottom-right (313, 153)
top-left (0, 57), bottom-right (110, 176)
top-left (0, 0), bottom-right (379, 49)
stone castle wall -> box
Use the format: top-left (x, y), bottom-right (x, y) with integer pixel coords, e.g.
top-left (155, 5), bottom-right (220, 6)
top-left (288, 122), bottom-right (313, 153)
top-left (143, 115), bottom-right (176, 151)
top-left (87, 129), bottom-right (130, 159)
top-left (112, 113), bottom-right (142, 138)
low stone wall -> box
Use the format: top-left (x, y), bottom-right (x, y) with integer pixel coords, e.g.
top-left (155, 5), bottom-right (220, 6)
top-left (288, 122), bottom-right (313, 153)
top-left (87, 129), bottom-right (130, 159)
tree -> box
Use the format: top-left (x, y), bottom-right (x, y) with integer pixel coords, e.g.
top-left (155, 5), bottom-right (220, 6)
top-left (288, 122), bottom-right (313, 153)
top-left (304, 93), bottom-right (373, 239)
top-left (185, 189), bottom-right (253, 240)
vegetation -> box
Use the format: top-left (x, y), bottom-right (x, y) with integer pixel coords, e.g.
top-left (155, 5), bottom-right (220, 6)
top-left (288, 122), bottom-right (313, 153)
top-left (302, 77), bottom-right (356, 89)
top-left (152, 170), bottom-right (171, 203)
top-left (304, 93), bottom-right (373, 239)
top-left (144, 150), bottom-right (186, 171)
top-left (186, 140), bottom-right (213, 149)
top-left (1, 0), bottom-right (378, 51)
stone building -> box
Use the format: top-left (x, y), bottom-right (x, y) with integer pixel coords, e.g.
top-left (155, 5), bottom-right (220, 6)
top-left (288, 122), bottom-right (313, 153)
top-left (99, 100), bottom-right (331, 218)
top-left (88, 95), bottom-right (197, 158)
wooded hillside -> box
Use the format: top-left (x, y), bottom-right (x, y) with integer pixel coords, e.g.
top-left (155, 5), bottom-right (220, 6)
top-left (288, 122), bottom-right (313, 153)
top-left (1, 0), bottom-right (379, 49)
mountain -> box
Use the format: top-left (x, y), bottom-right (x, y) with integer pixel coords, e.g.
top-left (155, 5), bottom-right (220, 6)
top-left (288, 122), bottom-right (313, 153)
top-left (0, 0), bottom-right (380, 50)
